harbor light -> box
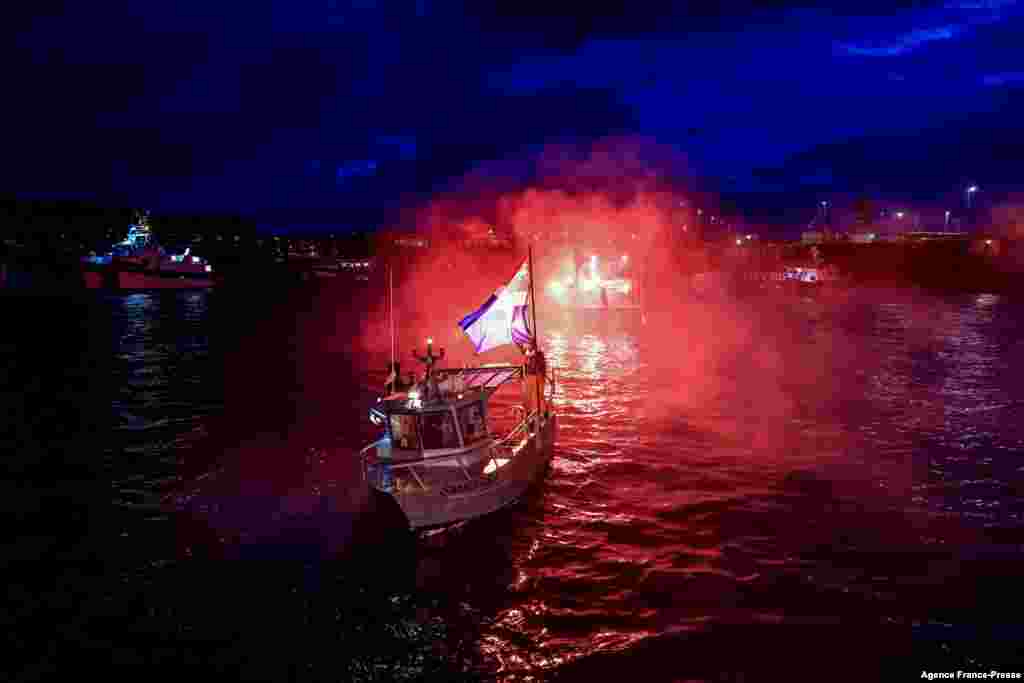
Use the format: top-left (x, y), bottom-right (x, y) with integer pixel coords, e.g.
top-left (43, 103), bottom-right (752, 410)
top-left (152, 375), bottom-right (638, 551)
top-left (736, 238), bottom-right (742, 245)
top-left (985, 239), bottom-right (993, 245)
top-left (426, 337), bottom-right (433, 345)
top-left (746, 234), bottom-right (752, 240)
top-left (966, 185), bottom-right (980, 212)
top-left (895, 211), bottom-right (905, 219)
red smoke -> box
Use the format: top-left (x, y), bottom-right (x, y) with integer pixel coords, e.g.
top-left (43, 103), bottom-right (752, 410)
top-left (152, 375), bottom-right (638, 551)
top-left (350, 138), bottom-right (708, 369)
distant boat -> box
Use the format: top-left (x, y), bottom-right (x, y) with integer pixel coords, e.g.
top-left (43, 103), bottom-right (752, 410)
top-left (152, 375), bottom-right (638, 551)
top-left (81, 211), bottom-right (217, 289)
top-left (545, 250), bottom-right (643, 315)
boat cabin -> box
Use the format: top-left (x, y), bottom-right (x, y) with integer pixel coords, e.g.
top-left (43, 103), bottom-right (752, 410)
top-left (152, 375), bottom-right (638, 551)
top-left (371, 389), bottom-right (491, 461)
top-left (369, 363), bottom-right (525, 462)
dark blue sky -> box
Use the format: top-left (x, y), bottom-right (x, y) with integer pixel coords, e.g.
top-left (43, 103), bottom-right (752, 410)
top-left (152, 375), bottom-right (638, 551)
top-left (9, 1), bottom-right (1024, 230)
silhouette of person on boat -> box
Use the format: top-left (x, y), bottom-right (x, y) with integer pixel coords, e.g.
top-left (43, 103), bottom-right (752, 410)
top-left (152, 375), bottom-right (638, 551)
top-left (523, 344), bottom-right (548, 418)
top-left (384, 361), bottom-right (405, 394)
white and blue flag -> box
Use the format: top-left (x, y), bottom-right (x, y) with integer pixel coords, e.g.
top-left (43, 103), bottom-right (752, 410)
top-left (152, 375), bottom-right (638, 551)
top-left (458, 257), bottom-right (533, 354)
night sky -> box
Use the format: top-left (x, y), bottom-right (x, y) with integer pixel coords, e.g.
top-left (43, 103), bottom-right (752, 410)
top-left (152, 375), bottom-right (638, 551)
top-left (9, 1), bottom-right (1024, 230)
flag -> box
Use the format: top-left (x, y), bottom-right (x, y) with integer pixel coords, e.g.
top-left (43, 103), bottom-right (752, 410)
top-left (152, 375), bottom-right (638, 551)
top-left (458, 258), bottom-right (533, 354)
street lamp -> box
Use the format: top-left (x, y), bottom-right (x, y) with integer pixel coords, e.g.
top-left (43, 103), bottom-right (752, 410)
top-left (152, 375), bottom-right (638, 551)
top-left (966, 185), bottom-right (979, 210)
top-left (944, 210), bottom-right (951, 229)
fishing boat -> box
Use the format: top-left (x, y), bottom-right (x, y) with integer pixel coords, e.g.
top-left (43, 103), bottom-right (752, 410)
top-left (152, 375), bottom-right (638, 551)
top-left (358, 250), bottom-right (557, 531)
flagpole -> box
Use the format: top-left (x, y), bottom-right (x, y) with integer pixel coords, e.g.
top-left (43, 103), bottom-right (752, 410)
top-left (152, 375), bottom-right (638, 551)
top-left (389, 261), bottom-right (396, 387)
top-left (527, 245), bottom-right (542, 418)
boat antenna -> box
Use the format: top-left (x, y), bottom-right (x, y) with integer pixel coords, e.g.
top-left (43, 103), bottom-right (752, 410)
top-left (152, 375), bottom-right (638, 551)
top-left (528, 244), bottom-right (543, 417)
top-left (389, 260), bottom-right (395, 382)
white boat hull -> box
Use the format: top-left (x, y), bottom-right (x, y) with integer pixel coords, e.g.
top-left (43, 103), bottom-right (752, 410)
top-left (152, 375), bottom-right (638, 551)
top-left (373, 411), bottom-right (557, 530)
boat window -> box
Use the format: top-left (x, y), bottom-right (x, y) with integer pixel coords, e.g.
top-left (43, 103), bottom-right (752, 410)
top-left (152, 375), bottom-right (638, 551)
top-left (389, 413), bottom-right (420, 451)
top-left (458, 402), bottom-right (487, 445)
top-left (420, 411), bottom-right (460, 450)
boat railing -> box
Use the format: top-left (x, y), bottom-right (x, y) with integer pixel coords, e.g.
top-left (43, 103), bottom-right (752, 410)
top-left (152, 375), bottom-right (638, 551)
top-left (360, 407), bottom-right (544, 495)
top-left (491, 410), bottom-right (533, 454)
top-left (361, 438), bottom-right (487, 494)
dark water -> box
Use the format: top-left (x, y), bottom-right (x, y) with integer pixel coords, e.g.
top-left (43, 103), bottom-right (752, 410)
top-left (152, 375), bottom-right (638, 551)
top-left (6, 284), bottom-right (1024, 681)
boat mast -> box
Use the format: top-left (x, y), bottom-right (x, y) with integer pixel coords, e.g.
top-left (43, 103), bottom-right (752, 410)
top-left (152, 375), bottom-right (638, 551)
top-left (389, 261), bottom-right (395, 376)
top-left (528, 244), bottom-right (542, 416)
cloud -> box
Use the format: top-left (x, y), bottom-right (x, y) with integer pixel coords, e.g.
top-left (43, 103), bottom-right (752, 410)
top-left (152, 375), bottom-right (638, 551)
top-left (376, 135), bottom-right (418, 161)
top-left (836, 24), bottom-right (963, 57)
top-left (336, 160), bottom-right (379, 183)
top-left (836, 0), bottom-right (1019, 58)
top-left (982, 71), bottom-right (1024, 85)
top-left (944, 0), bottom-right (1016, 10)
